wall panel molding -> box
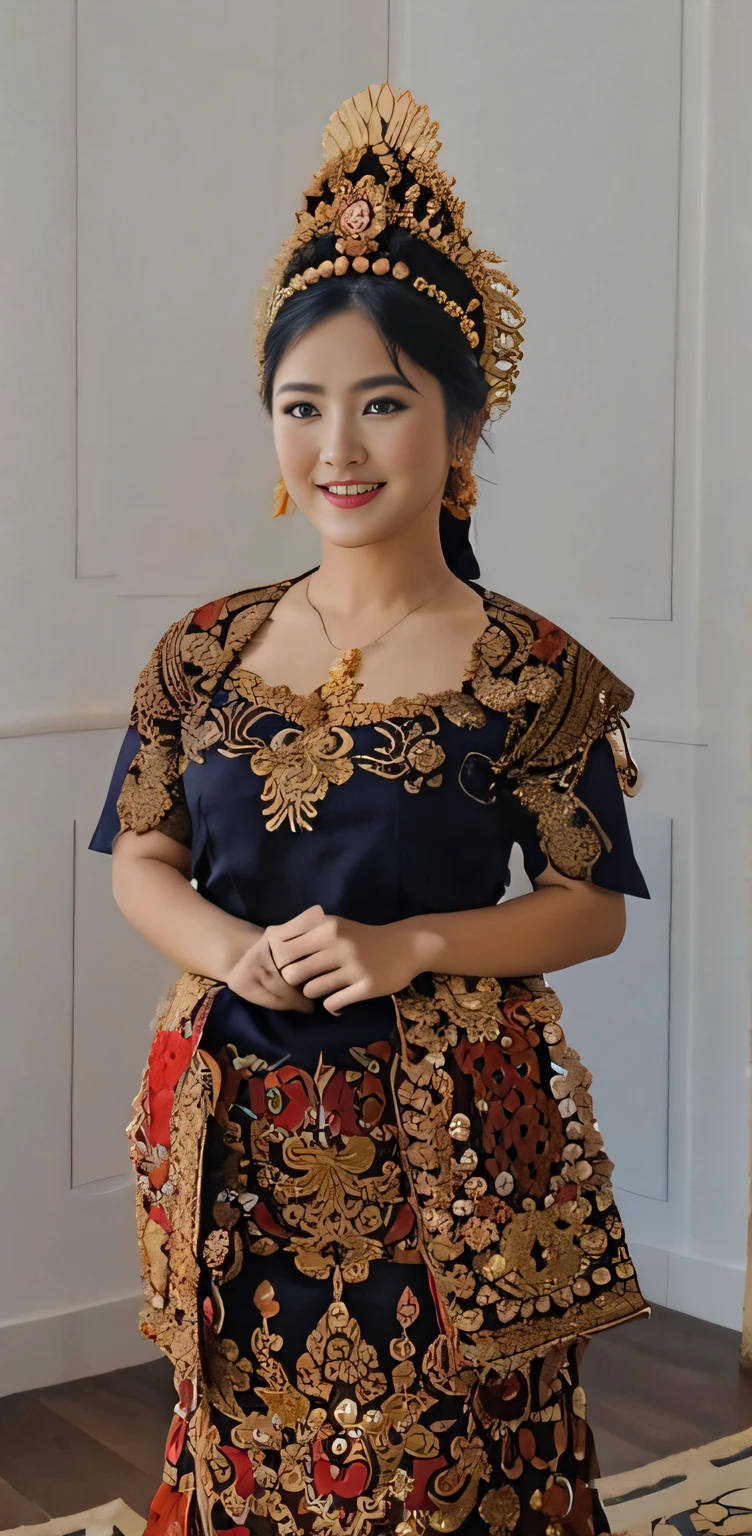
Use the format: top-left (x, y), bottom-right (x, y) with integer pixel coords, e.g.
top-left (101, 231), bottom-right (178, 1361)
top-left (2, 0), bottom-right (747, 1396)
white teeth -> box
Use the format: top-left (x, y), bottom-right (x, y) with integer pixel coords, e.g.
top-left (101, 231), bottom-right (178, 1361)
top-left (324, 482), bottom-right (381, 495)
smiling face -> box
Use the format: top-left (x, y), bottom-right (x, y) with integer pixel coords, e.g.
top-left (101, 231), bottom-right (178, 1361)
top-left (270, 308), bottom-right (456, 552)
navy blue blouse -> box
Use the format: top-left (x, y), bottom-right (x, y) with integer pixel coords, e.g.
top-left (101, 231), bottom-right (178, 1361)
top-left (89, 573), bottom-right (649, 1069)
top-left (89, 722), bottom-right (647, 907)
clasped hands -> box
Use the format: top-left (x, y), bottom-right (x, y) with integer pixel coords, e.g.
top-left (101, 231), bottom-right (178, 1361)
top-left (224, 904), bottom-right (427, 1016)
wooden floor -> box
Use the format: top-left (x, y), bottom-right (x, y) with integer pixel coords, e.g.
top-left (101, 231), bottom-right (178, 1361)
top-left (0, 1303), bottom-right (751, 1525)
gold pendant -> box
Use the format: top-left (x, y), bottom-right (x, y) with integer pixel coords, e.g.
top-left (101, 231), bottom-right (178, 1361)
top-left (327, 646), bottom-right (361, 685)
top-left (320, 646), bottom-right (362, 708)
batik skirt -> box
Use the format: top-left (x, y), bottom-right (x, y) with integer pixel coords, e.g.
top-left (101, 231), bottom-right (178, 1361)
top-left (143, 1029), bottom-right (612, 1536)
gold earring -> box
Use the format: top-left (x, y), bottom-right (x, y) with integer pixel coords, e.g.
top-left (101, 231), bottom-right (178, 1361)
top-left (272, 475), bottom-right (295, 517)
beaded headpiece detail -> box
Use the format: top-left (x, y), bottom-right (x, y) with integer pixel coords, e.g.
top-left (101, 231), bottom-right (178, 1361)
top-left (253, 84), bottom-right (525, 427)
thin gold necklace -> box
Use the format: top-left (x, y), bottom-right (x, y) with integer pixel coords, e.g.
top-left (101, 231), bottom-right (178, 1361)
top-left (305, 576), bottom-right (451, 688)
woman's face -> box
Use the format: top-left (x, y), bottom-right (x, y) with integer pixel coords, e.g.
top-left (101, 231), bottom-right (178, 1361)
top-left (270, 307), bottom-right (455, 548)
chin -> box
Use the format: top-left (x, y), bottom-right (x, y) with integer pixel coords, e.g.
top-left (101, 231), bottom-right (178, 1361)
top-left (311, 507), bottom-right (404, 545)
top-left (319, 521), bottom-right (396, 550)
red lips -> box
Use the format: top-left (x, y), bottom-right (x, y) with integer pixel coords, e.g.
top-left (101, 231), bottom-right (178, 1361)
top-left (318, 484), bottom-right (385, 509)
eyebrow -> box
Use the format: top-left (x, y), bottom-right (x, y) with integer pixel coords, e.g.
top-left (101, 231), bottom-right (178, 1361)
top-left (275, 372), bottom-right (419, 396)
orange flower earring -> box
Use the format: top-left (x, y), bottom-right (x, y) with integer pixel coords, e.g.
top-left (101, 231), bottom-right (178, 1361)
top-left (272, 475), bottom-right (295, 517)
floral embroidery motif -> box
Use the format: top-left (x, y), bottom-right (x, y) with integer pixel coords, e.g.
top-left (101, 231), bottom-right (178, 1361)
top-left (218, 670), bottom-right (487, 824)
top-left (199, 1041), bottom-right (415, 1288)
top-left (510, 773), bottom-right (610, 881)
top-left (353, 710), bottom-right (446, 791)
top-left (297, 1296), bottom-right (388, 1403)
top-left (208, 686), bottom-right (490, 822)
top-left (222, 719), bottom-right (356, 833)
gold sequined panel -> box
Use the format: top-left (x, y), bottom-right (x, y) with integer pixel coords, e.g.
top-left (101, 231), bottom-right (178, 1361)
top-left (390, 971), bottom-right (648, 1377)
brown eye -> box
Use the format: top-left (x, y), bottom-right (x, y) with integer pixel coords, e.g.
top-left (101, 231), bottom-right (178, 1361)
top-left (365, 397), bottom-right (402, 415)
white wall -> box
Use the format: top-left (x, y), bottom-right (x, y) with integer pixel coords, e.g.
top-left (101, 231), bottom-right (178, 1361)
top-left (392, 0), bottom-right (685, 1252)
top-left (1, 0), bottom-right (749, 1395)
top-left (687, 0), bottom-right (752, 1314)
top-left (0, 0), bottom-right (389, 1397)
top-left (390, 0), bottom-right (751, 1331)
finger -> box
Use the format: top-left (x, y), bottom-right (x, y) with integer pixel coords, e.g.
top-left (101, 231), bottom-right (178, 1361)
top-left (264, 942), bottom-right (288, 983)
top-left (265, 974), bottom-right (299, 1005)
top-left (247, 970), bottom-right (314, 1011)
top-left (259, 943), bottom-right (292, 986)
top-left (257, 949), bottom-right (312, 1007)
top-left (274, 905), bottom-right (327, 940)
top-left (298, 966), bottom-right (352, 1000)
top-left (265, 941), bottom-right (315, 997)
top-left (323, 979), bottom-right (370, 1014)
top-left (279, 948), bottom-right (342, 987)
top-left (273, 925), bottom-right (332, 965)
top-left (266, 990), bottom-right (314, 1012)
top-left (242, 981), bottom-right (294, 1009)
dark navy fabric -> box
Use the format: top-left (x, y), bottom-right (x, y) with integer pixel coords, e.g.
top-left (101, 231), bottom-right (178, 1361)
top-left (89, 641), bottom-right (649, 1070)
top-left (89, 712), bottom-right (649, 905)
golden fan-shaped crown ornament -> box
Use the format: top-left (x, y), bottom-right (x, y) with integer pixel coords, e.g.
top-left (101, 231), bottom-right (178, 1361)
top-left (253, 83), bottom-right (525, 426)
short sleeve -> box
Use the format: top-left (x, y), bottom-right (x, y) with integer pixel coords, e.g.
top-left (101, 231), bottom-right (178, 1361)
top-left (88, 614), bottom-right (195, 857)
top-left (502, 641), bottom-right (650, 899)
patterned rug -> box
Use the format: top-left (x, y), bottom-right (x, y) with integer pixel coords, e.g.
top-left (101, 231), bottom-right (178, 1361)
top-left (2, 1435), bottom-right (752, 1536)
top-left (0, 1500), bottom-right (144, 1536)
top-left (596, 1423), bottom-right (752, 1534)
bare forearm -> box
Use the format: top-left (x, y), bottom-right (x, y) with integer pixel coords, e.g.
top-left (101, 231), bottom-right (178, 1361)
top-left (400, 884), bottom-right (626, 979)
top-left (112, 856), bottom-right (260, 981)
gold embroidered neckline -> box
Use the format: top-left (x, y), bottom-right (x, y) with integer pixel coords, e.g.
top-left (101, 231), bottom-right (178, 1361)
top-left (227, 576), bottom-right (499, 724)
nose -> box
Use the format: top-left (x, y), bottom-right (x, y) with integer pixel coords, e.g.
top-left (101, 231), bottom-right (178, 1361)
top-left (320, 412), bottom-right (368, 477)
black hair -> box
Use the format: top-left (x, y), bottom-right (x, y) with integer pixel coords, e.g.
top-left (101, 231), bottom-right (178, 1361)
top-left (260, 227), bottom-right (489, 579)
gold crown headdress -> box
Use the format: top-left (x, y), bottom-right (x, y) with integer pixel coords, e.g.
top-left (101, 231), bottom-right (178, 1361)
top-left (253, 84), bottom-right (525, 520)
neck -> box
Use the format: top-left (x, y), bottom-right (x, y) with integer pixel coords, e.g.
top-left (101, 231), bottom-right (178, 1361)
top-left (309, 509), bottom-right (461, 623)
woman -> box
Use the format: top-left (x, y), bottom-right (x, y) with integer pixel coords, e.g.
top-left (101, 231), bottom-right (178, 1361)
top-left (90, 85), bottom-right (650, 1536)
